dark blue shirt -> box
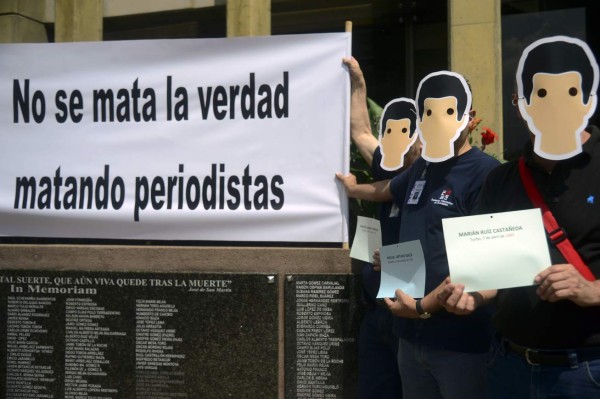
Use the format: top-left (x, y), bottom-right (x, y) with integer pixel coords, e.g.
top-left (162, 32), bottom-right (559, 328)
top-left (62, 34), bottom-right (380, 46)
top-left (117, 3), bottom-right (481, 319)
top-left (389, 147), bottom-right (499, 352)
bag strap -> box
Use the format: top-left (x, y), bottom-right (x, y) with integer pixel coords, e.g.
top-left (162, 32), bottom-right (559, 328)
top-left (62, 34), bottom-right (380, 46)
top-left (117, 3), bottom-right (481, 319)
top-left (518, 157), bottom-right (595, 281)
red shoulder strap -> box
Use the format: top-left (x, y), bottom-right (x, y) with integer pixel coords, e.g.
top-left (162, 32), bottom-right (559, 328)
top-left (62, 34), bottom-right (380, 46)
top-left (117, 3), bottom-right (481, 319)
top-left (518, 157), bottom-right (595, 281)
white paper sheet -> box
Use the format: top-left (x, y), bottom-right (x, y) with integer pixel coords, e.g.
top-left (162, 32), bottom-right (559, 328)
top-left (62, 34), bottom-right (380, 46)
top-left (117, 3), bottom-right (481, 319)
top-left (377, 240), bottom-right (426, 299)
top-left (350, 216), bottom-right (382, 263)
top-left (442, 208), bottom-right (551, 292)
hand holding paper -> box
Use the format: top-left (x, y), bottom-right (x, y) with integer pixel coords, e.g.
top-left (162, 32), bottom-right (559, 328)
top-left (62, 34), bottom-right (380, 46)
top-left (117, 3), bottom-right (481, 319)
top-left (535, 264), bottom-right (600, 306)
top-left (384, 289), bottom-right (420, 319)
top-left (436, 277), bottom-right (486, 315)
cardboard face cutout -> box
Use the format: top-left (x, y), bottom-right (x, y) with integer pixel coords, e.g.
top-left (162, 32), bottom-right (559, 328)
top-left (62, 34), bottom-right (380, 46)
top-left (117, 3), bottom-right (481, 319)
top-left (416, 71), bottom-right (472, 163)
top-left (378, 98), bottom-right (418, 171)
top-left (516, 36), bottom-right (599, 161)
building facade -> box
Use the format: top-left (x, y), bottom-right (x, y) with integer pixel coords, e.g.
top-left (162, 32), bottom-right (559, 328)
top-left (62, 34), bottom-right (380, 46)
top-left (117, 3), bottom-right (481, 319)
top-left (3, 0), bottom-right (598, 158)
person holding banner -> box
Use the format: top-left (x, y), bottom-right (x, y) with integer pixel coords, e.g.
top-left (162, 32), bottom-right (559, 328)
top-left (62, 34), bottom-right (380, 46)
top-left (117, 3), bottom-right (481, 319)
top-left (337, 70), bottom-right (499, 399)
top-left (344, 56), bottom-right (420, 399)
top-left (437, 36), bottom-right (600, 398)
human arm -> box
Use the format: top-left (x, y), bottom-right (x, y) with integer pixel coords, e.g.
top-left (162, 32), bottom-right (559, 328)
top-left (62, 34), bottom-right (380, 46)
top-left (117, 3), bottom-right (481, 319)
top-left (343, 57), bottom-right (378, 166)
top-left (435, 277), bottom-right (497, 315)
top-left (383, 286), bottom-right (444, 319)
top-left (335, 172), bottom-right (393, 202)
top-left (535, 264), bottom-right (600, 307)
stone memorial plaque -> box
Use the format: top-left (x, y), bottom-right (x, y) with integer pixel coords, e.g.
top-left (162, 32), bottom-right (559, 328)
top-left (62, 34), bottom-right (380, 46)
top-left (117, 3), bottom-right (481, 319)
top-left (0, 270), bottom-right (278, 399)
top-left (284, 274), bottom-right (362, 399)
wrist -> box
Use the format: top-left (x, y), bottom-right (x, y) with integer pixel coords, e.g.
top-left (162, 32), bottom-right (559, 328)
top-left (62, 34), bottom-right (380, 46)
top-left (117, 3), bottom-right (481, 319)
top-left (583, 280), bottom-right (600, 306)
top-left (421, 293), bottom-right (441, 314)
top-left (415, 298), bottom-right (431, 319)
top-left (346, 184), bottom-right (358, 198)
top-left (470, 292), bottom-right (484, 308)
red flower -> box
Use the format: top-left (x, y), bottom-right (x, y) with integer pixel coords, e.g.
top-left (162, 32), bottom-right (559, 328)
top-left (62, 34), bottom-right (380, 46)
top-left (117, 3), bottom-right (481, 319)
top-left (480, 127), bottom-right (498, 146)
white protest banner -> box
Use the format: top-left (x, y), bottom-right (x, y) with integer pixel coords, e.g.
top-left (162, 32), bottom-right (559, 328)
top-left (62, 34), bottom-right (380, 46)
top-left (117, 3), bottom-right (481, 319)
top-left (0, 33), bottom-right (351, 242)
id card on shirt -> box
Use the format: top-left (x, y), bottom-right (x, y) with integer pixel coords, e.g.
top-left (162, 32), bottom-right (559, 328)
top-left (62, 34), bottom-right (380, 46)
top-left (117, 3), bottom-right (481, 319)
top-left (407, 180), bottom-right (426, 205)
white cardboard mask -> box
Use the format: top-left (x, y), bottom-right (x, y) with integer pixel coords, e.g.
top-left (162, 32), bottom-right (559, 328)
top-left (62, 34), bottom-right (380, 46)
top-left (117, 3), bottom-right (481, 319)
top-left (378, 98), bottom-right (418, 171)
top-left (516, 36), bottom-right (599, 161)
top-left (415, 71), bottom-right (472, 163)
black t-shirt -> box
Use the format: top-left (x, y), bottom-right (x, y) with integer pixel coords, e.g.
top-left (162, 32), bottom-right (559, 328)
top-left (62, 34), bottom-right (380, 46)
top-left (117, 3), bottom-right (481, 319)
top-left (372, 147), bottom-right (403, 246)
top-left (361, 147), bottom-right (404, 302)
top-left (476, 126), bottom-right (600, 349)
top-left (389, 147), bottom-right (500, 352)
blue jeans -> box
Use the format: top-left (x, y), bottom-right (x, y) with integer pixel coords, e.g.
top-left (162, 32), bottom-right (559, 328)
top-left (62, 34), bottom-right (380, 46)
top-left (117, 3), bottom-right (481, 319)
top-left (397, 337), bottom-right (487, 399)
top-left (358, 305), bottom-right (402, 399)
top-left (487, 338), bottom-right (600, 398)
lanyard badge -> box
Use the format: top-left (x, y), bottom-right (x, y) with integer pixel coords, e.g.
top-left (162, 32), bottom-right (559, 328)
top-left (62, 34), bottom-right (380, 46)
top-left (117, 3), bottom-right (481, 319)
top-left (407, 180), bottom-right (426, 205)
top-left (407, 164), bottom-right (428, 205)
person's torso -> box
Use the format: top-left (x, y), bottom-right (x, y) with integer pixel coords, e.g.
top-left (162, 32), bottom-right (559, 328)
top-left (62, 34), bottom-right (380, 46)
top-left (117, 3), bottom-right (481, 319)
top-left (391, 148), bottom-right (499, 352)
top-left (481, 132), bottom-right (600, 348)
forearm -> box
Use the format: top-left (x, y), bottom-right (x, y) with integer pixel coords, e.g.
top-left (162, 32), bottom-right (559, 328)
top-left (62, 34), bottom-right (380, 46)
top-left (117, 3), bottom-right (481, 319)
top-left (346, 179), bottom-right (392, 202)
top-left (352, 128), bottom-right (377, 167)
top-left (345, 55), bottom-right (378, 166)
top-left (349, 84), bottom-right (377, 165)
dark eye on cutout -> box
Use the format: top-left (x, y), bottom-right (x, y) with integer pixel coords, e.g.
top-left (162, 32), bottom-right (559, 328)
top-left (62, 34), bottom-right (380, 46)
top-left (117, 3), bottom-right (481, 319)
top-left (569, 87), bottom-right (578, 96)
top-left (537, 88), bottom-right (547, 98)
top-left (387, 128), bottom-right (391, 134)
top-left (447, 108), bottom-right (455, 115)
top-left (402, 128), bottom-right (407, 133)
top-left (426, 109), bottom-right (432, 116)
